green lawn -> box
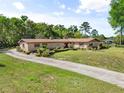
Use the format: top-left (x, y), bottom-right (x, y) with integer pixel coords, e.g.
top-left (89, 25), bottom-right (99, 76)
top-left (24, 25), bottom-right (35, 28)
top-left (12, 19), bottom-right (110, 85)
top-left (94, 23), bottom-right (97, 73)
top-left (51, 47), bottom-right (124, 73)
top-left (0, 53), bottom-right (124, 93)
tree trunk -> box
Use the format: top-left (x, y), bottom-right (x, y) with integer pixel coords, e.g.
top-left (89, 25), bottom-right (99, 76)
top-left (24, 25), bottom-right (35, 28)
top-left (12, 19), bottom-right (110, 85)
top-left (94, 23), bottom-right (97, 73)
top-left (120, 27), bottom-right (123, 45)
top-left (84, 31), bottom-right (86, 36)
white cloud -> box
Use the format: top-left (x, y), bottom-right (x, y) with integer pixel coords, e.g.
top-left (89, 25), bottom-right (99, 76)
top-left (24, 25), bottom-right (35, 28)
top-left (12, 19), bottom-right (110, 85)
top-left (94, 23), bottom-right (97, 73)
top-left (60, 4), bottom-right (66, 9)
top-left (0, 9), bottom-right (113, 36)
top-left (75, 9), bottom-right (81, 14)
top-left (67, 7), bottom-right (71, 10)
top-left (13, 2), bottom-right (25, 10)
top-left (77, 0), bottom-right (111, 13)
top-left (67, 7), bottom-right (75, 12)
top-left (53, 11), bottom-right (64, 16)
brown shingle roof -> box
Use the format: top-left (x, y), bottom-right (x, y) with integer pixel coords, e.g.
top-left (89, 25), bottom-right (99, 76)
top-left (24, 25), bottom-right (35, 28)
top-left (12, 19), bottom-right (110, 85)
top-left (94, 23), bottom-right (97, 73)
top-left (19, 38), bottom-right (100, 43)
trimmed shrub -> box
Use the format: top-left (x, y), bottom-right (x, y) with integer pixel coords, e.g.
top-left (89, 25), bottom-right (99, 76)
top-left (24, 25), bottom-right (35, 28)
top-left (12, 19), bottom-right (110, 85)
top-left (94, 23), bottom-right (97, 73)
top-left (101, 44), bottom-right (111, 49)
top-left (16, 46), bottom-right (22, 52)
top-left (36, 46), bottom-right (51, 57)
top-left (49, 50), bottom-right (55, 55)
top-left (98, 43), bottom-right (103, 49)
top-left (42, 49), bottom-right (50, 57)
top-left (42, 45), bottom-right (47, 49)
top-left (36, 46), bottom-right (70, 57)
top-left (36, 48), bottom-right (45, 55)
top-left (115, 45), bottom-right (124, 48)
top-left (54, 48), bottom-right (69, 52)
top-left (25, 51), bottom-right (31, 55)
top-left (21, 50), bottom-right (31, 55)
top-left (72, 48), bottom-right (78, 50)
top-left (35, 53), bottom-right (41, 57)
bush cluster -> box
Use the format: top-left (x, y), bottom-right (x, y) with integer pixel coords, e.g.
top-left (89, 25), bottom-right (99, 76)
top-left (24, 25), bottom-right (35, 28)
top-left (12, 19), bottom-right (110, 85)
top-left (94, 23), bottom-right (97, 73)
top-left (87, 43), bottom-right (111, 50)
top-left (16, 46), bottom-right (23, 52)
top-left (36, 46), bottom-right (70, 57)
top-left (54, 47), bottom-right (70, 52)
top-left (16, 45), bottom-right (71, 57)
top-left (16, 46), bottom-right (31, 55)
top-left (36, 46), bottom-right (50, 57)
top-left (87, 44), bottom-right (99, 50)
top-left (115, 44), bottom-right (124, 48)
top-left (17, 44), bottom-right (108, 57)
top-left (100, 44), bottom-right (111, 49)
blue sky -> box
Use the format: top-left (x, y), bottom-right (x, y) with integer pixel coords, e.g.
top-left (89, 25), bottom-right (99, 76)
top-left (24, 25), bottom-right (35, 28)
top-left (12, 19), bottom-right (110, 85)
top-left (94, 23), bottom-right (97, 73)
top-left (0, 0), bottom-right (113, 36)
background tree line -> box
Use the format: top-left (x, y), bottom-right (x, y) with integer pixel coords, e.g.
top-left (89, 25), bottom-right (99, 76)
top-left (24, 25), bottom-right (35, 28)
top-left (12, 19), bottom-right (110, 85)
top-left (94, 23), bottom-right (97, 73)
top-left (0, 15), bottom-right (106, 48)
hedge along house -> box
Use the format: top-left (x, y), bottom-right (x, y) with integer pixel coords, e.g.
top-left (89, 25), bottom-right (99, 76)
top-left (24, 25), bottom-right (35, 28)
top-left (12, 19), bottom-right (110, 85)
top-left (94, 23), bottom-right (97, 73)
top-left (18, 38), bottom-right (101, 52)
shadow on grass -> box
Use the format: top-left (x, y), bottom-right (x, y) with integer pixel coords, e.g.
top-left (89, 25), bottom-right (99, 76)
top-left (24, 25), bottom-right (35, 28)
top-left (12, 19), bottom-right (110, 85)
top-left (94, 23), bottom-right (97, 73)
top-left (0, 64), bottom-right (5, 67)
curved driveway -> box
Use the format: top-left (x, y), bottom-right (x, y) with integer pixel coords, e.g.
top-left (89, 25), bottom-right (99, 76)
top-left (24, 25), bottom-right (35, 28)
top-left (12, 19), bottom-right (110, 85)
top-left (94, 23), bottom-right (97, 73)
top-left (5, 49), bottom-right (124, 88)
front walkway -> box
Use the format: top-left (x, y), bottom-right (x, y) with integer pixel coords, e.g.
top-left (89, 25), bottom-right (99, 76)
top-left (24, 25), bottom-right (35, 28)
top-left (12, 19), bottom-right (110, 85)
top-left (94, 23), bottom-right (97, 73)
top-left (5, 49), bottom-right (124, 88)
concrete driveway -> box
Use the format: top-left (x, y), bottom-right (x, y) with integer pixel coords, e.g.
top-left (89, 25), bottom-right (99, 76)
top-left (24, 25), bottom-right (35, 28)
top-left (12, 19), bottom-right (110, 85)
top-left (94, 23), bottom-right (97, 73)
top-left (5, 49), bottom-right (124, 88)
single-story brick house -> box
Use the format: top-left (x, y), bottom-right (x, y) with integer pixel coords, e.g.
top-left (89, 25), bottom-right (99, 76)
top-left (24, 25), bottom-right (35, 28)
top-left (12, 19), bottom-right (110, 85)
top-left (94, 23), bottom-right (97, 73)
top-left (18, 38), bottom-right (101, 52)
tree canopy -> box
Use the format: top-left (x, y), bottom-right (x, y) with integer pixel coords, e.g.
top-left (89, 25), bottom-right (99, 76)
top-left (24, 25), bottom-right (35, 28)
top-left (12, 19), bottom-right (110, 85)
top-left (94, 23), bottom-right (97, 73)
top-left (109, 0), bottom-right (124, 45)
top-left (79, 22), bottom-right (92, 36)
top-left (0, 15), bottom-right (103, 48)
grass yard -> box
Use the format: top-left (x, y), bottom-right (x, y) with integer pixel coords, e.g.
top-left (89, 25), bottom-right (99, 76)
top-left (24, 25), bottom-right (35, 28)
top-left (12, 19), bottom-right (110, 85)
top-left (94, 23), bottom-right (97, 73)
top-left (0, 53), bottom-right (124, 93)
top-left (51, 47), bottom-right (124, 73)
